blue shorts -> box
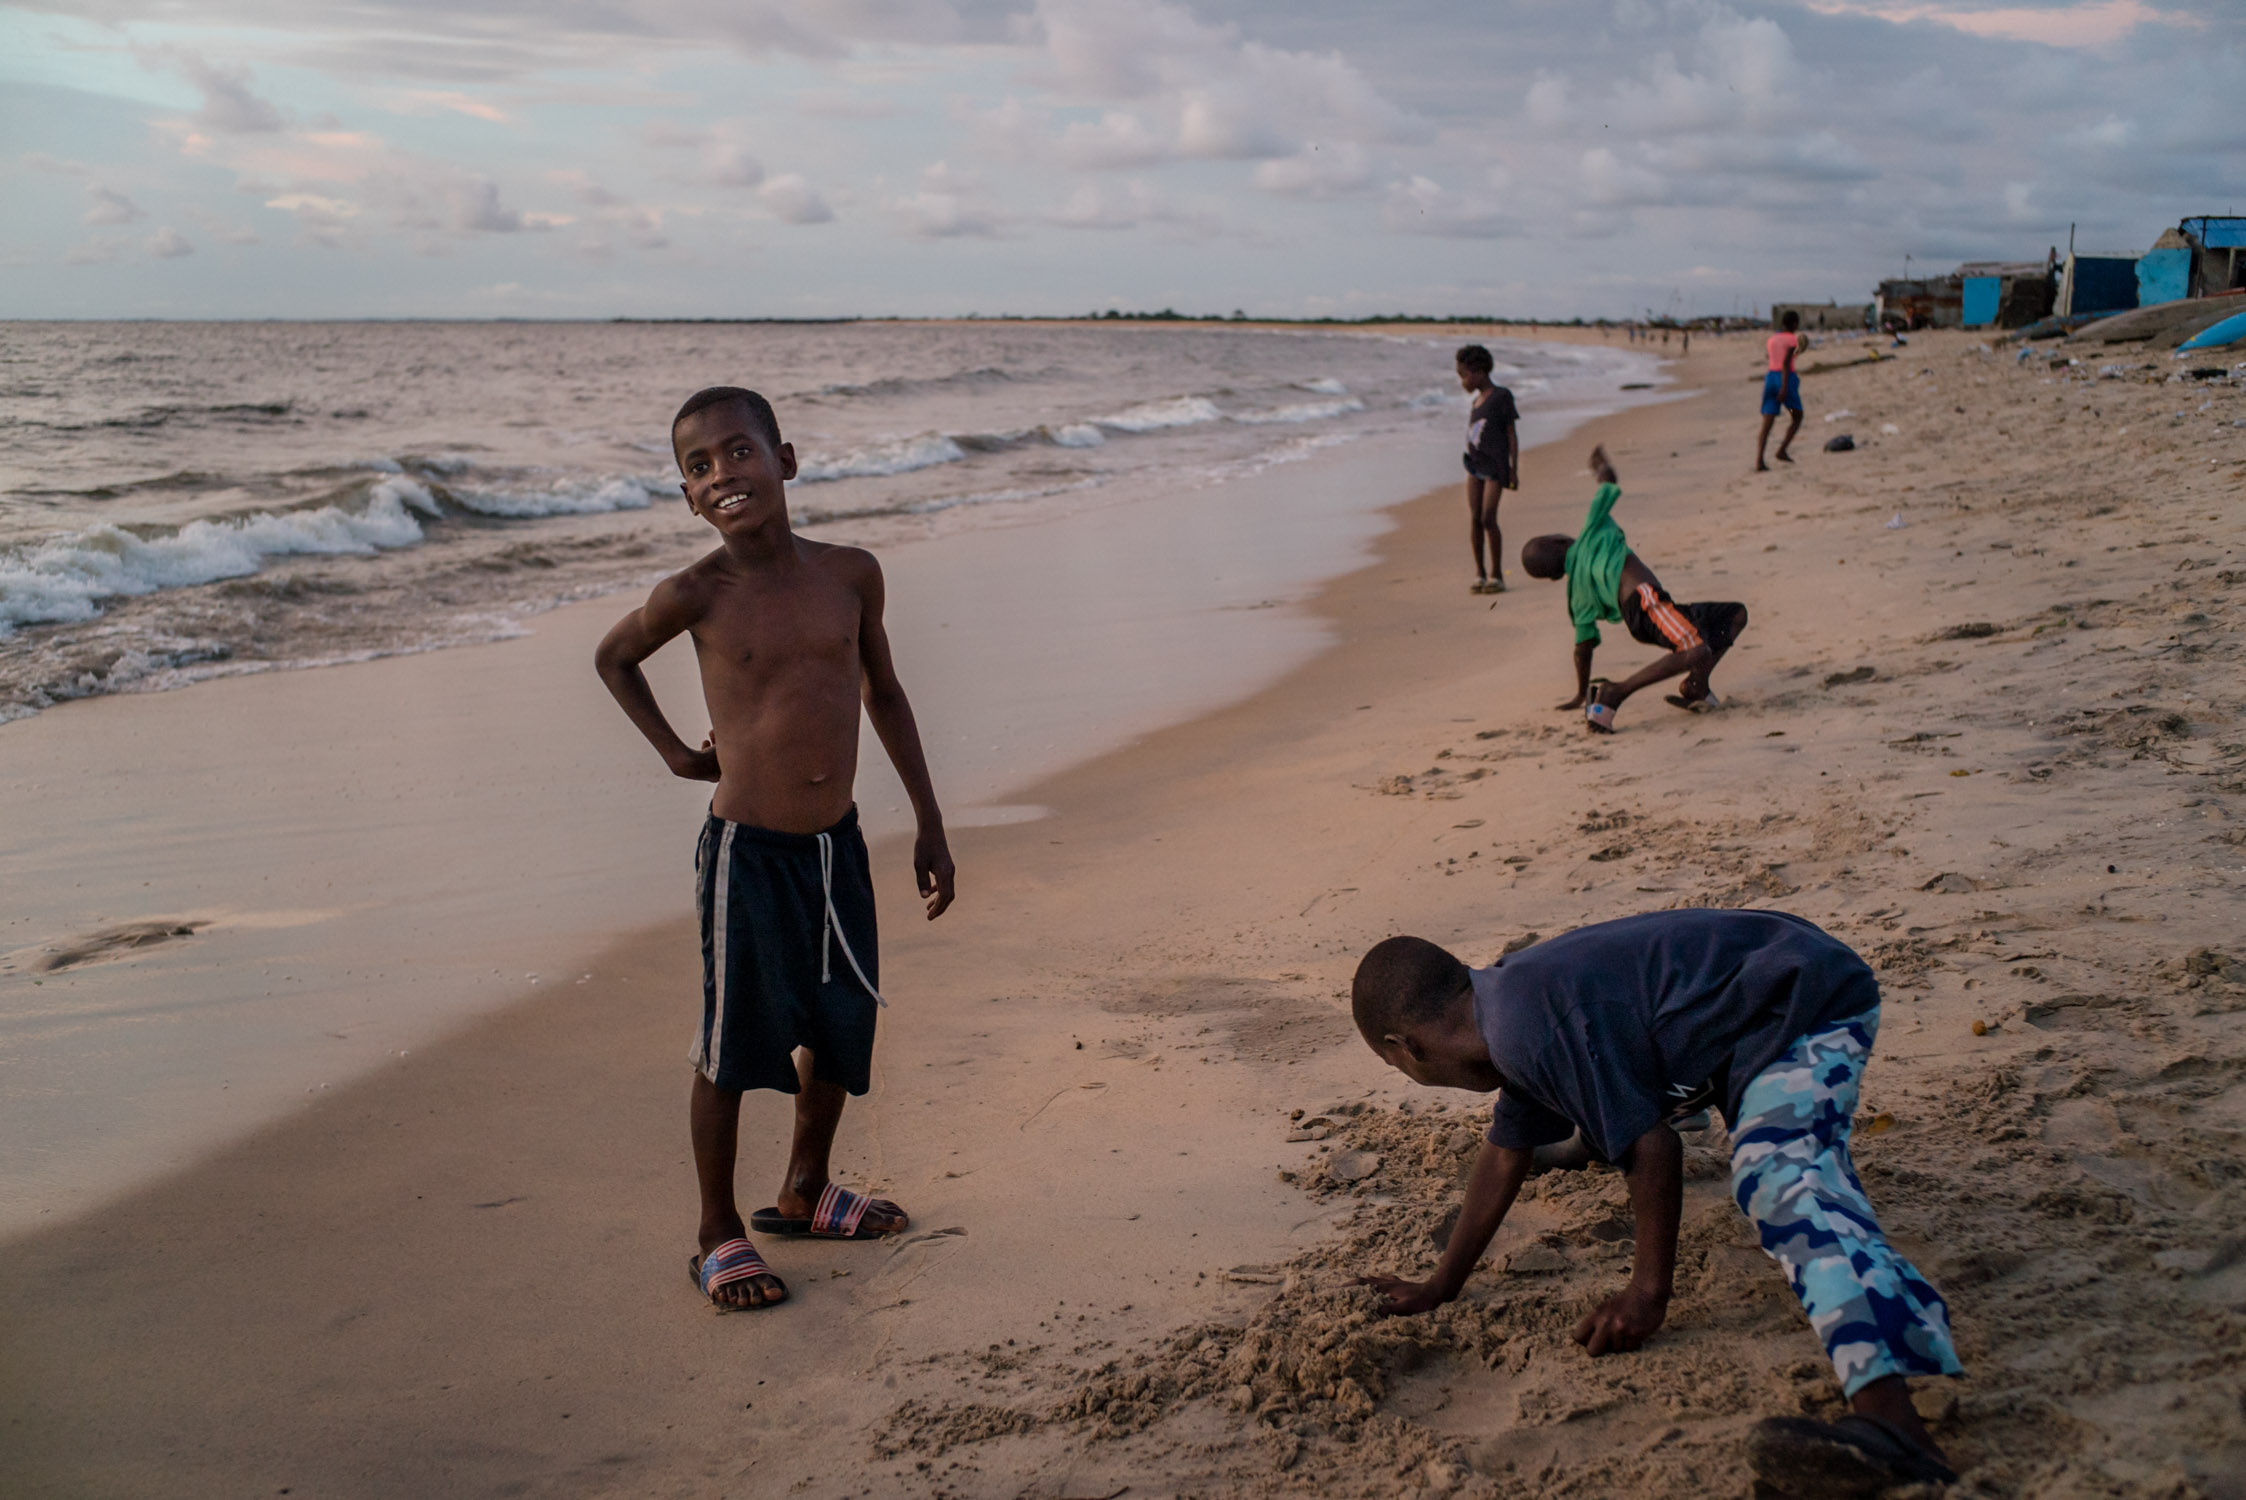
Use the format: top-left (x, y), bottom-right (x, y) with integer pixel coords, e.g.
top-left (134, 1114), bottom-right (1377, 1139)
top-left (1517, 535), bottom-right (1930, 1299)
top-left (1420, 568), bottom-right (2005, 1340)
top-left (1761, 370), bottom-right (1802, 416)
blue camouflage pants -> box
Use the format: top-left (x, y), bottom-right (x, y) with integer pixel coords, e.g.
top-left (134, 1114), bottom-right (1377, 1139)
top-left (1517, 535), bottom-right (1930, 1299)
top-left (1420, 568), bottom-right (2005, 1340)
top-left (1729, 1009), bottom-right (1965, 1396)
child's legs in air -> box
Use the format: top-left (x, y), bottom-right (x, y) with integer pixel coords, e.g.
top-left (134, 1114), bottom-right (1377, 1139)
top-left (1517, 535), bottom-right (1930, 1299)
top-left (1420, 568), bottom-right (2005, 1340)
top-left (1730, 1012), bottom-right (1964, 1399)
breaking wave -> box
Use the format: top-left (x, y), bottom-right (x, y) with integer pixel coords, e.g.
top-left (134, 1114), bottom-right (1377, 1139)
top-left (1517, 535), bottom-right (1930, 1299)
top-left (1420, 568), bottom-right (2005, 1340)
top-left (0, 478), bottom-right (438, 635)
top-left (1092, 396), bottom-right (1223, 433)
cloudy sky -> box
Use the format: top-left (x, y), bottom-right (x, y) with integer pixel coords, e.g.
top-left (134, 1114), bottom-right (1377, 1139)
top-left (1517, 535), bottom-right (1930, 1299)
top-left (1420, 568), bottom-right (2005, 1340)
top-left (3, 0), bottom-right (2239, 319)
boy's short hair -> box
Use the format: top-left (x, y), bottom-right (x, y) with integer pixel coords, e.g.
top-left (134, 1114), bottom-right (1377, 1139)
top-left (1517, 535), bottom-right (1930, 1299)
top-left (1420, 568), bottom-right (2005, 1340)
top-left (673, 386), bottom-right (783, 449)
top-left (1352, 936), bottom-right (1470, 1042)
top-left (1521, 534), bottom-right (1571, 579)
top-left (1455, 344), bottom-right (1495, 375)
top-left (1780, 310), bottom-right (1800, 332)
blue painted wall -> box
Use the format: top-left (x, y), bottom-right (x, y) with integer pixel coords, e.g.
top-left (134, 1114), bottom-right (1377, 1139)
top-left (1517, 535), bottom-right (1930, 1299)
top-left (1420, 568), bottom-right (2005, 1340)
top-left (2137, 248), bottom-right (2191, 307)
top-left (1962, 277), bottom-right (2000, 327)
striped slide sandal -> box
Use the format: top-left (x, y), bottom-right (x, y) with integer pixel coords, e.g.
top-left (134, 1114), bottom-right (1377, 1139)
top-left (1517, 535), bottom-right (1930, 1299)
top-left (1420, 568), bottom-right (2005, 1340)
top-left (750, 1183), bottom-right (905, 1240)
top-left (690, 1237), bottom-right (785, 1310)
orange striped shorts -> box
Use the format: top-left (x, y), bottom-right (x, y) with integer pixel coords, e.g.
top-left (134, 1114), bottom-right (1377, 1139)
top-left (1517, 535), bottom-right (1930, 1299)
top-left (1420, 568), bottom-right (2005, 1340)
top-left (1623, 581), bottom-right (1705, 650)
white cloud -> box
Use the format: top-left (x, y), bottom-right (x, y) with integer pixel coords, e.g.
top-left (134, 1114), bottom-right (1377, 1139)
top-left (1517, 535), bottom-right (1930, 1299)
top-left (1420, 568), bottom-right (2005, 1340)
top-left (1383, 175), bottom-right (1512, 239)
top-left (139, 45), bottom-right (286, 133)
top-left (146, 226), bottom-right (194, 257)
top-left (82, 185), bottom-right (145, 225)
top-left (890, 161), bottom-right (1004, 238)
top-left (64, 238), bottom-right (125, 266)
top-left (709, 144), bottom-right (766, 188)
top-left (760, 173), bottom-right (834, 223)
top-left (1057, 111), bottom-right (1171, 170)
top-left (1252, 144), bottom-right (1375, 199)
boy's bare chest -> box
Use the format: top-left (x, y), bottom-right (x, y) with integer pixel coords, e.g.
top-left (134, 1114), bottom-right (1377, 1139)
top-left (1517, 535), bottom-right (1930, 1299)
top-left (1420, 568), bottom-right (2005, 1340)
top-left (694, 577), bottom-right (860, 675)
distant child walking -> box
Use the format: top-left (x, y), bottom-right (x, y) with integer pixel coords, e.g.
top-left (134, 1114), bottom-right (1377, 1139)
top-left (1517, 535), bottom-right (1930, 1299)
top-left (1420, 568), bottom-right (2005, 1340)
top-left (596, 386), bottom-right (956, 1312)
top-left (1456, 344), bottom-right (1520, 594)
top-left (1350, 909), bottom-right (1965, 1497)
top-left (1521, 444), bottom-right (1747, 731)
top-left (1757, 310), bottom-right (1807, 470)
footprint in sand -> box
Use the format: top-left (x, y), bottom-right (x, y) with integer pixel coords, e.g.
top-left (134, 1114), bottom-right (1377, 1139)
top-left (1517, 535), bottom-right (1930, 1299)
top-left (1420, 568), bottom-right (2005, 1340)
top-left (30, 918), bottom-right (208, 974)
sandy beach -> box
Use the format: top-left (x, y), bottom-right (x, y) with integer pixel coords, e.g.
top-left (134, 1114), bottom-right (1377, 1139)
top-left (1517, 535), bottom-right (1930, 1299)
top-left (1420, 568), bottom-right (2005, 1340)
top-left (4, 327), bottom-right (2243, 1499)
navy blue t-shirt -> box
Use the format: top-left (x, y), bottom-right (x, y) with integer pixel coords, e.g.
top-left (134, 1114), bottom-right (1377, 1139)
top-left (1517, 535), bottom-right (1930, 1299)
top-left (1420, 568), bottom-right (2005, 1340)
top-left (1473, 909), bottom-right (1879, 1161)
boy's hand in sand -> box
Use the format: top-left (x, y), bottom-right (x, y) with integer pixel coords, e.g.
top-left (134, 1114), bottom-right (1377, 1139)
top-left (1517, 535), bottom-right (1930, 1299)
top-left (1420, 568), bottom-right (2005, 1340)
top-left (916, 827), bottom-right (956, 919)
top-left (1573, 1281), bottom-right (1669, 1355)
top-left (1356, 1273), bottom-right (1453, 1317)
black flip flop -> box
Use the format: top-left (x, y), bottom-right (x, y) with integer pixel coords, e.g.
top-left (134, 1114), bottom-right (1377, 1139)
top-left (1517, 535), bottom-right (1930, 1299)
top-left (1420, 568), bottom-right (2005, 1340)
top-left (1748, 1413), bottom-right (1958, 1497)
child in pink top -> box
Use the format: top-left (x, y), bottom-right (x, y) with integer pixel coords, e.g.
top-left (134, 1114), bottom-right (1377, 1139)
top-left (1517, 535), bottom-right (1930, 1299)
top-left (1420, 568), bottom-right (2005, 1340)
top-left (1756, 310), bottom-right (1808, 471)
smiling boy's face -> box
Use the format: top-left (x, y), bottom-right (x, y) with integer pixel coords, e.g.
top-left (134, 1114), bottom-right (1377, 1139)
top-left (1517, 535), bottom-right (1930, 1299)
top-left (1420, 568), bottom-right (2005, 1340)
top-left (674, 400), bottom-right (798, 535)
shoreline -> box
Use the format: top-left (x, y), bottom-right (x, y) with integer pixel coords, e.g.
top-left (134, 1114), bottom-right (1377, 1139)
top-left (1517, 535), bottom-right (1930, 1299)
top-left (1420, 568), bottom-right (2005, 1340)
top-left (5, 328), bottom-right (2238, 1498)
top-left (0, 328), bottom-right (1662, 1236)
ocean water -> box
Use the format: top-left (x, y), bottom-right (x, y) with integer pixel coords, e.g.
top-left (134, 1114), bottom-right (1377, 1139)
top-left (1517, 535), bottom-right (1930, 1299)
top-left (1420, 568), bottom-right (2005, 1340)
top-left (0, 321), bottom-right (1656, 721)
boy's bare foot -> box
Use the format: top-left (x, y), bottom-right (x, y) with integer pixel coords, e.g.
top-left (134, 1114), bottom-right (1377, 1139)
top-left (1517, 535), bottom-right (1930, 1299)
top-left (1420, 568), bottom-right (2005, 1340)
top-left (691, 1234), bottom-right (787, 1310)
top-left (1755, 460), bottom-right (1770, 472)
top-left (1775, 449), bottom-right (1794, 463)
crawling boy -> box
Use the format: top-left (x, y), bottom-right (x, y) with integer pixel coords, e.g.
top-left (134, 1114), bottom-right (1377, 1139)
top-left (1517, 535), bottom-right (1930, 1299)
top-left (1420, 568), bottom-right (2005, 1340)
top-left (1350, 910), bottom-right (1964, 1496)
top-left (595, 386), bottom-right (956, 1312)
top-left (1521, 444), bottom-right (1746, 732)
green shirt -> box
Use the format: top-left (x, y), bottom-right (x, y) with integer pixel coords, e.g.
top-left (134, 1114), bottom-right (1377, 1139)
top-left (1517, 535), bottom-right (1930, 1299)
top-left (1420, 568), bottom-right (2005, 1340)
top-left (1565, 482), bottom-right (1628, 645)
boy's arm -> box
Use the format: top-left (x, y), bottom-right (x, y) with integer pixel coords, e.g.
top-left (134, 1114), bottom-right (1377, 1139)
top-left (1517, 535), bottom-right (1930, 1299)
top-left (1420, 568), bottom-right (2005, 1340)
top-left (1572, 1123), bottom-right (1682, 1355)
top-left (854, 555), bottom-right (956, 920)
top-left (593, 576), bottom-right (719, 781)
top-left (1506, 421), bottom-right (1521, 491)
top-left (1557, 639), bottom-right (1595, 711)
top-left (1358, 1140), bottom-right (1533, 1315)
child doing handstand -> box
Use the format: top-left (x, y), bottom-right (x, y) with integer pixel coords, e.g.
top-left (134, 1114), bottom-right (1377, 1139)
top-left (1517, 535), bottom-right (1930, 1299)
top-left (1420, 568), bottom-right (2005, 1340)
top-left (1521, 444), bottom-right (1747, 732)
top-left (596, 386), bottom-right (956, 1312)
top-left (1350, 909), bottom-right (1964, 1496)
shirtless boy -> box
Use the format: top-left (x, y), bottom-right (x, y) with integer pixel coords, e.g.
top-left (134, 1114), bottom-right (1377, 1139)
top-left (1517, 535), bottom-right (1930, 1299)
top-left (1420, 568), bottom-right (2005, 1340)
top-left (1521, 444), bottom-right (1747, 733)
top-left (1456, 344), bottom-right (1520, 594)
top-left (1757, 309), bottom-right (1808, 470)
top-left (595, 386), bottom-right (956, 1311)
top-left (1350, 910), bottom-right (1965, 1497)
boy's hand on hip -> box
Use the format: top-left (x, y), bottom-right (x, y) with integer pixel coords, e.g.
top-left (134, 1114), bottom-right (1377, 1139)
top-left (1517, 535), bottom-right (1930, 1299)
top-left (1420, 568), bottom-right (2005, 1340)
top-left (916, 829), bottom-right (956, 919)
top-left (670, 736), bottom-right (721, 782)
top-left (1572, 1282), bottom-right (1668, 1356)
top-left (1356, 1274), bottom-right (1450, 1317)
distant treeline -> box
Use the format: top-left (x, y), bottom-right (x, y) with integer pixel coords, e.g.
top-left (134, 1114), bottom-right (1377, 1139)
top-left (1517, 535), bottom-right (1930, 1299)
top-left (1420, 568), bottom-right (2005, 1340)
top-left (609, 311), bottom-right (1697, 327)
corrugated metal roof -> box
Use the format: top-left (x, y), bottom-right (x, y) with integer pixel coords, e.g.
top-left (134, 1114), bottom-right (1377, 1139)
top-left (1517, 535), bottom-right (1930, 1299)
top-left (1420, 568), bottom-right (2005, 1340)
top-left (2182, 216), bottom-right (2246, 250)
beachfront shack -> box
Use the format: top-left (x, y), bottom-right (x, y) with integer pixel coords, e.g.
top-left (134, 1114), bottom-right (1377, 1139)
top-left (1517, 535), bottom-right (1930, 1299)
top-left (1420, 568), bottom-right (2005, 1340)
top-left (1770, 301), bottom-right (1872, 331)
top-left (1957, 260), bottom-right (2057, 329)
top-left (2167, 216), bottom-right (2246, 300)
top-left (1876, 275), bottom-right (1961, 329)
top-left (2059, 250), bottom-right (2144, 317)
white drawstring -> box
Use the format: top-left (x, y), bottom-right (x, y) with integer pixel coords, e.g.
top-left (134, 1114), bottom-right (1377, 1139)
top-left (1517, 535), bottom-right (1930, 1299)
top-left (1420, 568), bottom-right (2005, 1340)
top-left (817, 831), bottom-right (887, 1007)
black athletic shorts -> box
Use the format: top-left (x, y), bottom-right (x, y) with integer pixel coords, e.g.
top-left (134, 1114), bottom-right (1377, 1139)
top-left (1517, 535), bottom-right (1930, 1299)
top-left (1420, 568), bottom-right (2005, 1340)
top-left (1620, 582), bottom-right (1747, 655)
top-left (692, 805), bottom-right (881, 1096)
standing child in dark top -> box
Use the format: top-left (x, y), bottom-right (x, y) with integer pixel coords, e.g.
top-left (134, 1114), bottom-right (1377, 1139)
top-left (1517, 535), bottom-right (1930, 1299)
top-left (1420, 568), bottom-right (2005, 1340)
top-left (1349, 910), bottom-right (1965, 1497)
top-left (595, 386), bottom-right (957, 1313)
top-left (1456, 344), bottom-right (1519, 594)
top-left (1521, 444), bottom-right (1747, 732)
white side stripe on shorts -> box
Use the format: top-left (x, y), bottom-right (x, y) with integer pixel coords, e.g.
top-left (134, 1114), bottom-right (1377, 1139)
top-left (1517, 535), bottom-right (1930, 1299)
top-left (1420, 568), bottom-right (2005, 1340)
top-left (817, 829), bottom-right (887, 1007)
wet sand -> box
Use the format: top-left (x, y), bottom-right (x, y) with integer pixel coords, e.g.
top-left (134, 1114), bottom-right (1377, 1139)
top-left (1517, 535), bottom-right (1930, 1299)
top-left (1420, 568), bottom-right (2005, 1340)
top-left (3, 330), bottom-right (2243, 1498)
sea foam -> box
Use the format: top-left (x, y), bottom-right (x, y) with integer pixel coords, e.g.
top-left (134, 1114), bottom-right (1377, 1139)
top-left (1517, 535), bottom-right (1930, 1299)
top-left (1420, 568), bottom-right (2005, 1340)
top-left (795, 432), bottom-right (969, 484)
top-left (0, 478), bottom-right (437, 634)
top-left (1093, 396), bottom-right (1223, 433)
